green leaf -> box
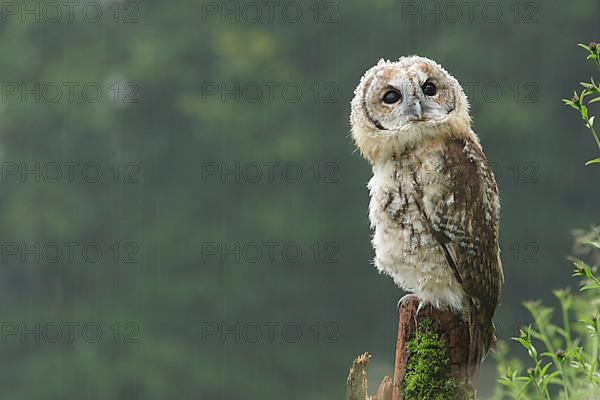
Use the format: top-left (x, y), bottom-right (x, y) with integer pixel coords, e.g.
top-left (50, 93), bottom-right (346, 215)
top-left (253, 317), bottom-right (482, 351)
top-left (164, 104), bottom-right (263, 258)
top-left (578, 43), bottom-right (592, 52)
top-left (563, 99), bottom-right (580, 110)
top-left (581, 104), bottom-right (589, 119)
top-left (583, 240), bottom-right (600, 249)
top-left (585, 157), bottom-right (600, 165)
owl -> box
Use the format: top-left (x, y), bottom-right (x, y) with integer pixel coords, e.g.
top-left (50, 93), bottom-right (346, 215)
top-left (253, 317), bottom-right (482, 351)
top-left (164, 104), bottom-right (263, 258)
top-left (350, 56), bottom-right (503, 356)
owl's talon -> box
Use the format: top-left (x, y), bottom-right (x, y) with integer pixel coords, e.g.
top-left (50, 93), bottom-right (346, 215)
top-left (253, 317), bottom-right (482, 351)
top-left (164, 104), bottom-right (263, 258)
top-left (397, 294), bottom-right (419, 310)
top-left (416, 301), bottom-right (427, 317)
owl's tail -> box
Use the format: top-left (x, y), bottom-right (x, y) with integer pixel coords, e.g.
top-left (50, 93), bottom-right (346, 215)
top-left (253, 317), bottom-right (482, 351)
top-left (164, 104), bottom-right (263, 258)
top-left (482, 320), bottom-right (497, 355)
top-left (464, 310), bottom-right (495, 391)
top-left (471, 311), bottom-right (497, 362)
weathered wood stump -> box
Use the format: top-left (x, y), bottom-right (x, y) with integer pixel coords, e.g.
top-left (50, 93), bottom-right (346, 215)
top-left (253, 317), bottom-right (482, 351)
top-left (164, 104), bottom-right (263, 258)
top-left (347, 295), bottom-right (482, 400)
top-left (346, 353), bottom-right (393, 400)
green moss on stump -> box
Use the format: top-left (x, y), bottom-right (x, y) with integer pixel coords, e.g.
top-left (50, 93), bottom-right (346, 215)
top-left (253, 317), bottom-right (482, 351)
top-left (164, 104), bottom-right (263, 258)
top-left (402, 321), bottom-right (467, 400)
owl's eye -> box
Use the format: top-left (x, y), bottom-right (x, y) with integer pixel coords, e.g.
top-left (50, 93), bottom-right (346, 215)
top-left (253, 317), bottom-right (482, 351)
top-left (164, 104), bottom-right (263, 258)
top-left (382, 90), bottom-right (401, 104)
top-left (422, 82), bottom-right (437, 96)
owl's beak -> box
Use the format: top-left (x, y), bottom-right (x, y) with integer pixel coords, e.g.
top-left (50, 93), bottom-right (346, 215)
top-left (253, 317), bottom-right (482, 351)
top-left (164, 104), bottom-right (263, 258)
top-left (408, 99), bottom-right (423, 121)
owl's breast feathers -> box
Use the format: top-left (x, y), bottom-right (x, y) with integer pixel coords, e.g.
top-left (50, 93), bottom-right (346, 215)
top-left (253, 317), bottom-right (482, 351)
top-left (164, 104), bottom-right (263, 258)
top-left (373, 133), bottom-right (503, 353)
top-left (417, 135), bottom-right (503, 352)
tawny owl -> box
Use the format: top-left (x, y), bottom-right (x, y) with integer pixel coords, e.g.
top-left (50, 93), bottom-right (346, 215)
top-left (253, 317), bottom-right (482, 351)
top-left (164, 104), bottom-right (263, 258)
top-left (350, 56), bottom-right (503, 355)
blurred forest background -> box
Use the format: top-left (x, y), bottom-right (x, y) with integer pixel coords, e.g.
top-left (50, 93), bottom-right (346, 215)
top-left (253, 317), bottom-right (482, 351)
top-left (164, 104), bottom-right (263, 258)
top-left (0, 0), bottom-right (598, 399)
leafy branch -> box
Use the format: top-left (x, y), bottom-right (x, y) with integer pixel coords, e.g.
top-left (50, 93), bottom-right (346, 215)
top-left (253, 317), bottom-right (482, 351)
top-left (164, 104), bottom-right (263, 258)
top-left (562, 42), bottom-right (600, 165)
top-left (494, 231), bottom-right (600, 400)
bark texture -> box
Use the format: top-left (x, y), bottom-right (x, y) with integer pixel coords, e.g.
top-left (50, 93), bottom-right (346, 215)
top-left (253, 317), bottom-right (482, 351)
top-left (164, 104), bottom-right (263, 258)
top-left (347, 295), bottom-right (481, 400)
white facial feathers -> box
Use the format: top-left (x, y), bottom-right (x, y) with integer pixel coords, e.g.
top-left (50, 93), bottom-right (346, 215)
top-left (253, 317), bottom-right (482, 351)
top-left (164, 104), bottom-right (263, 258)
top-left (350, 56), bottom-right (473, 164)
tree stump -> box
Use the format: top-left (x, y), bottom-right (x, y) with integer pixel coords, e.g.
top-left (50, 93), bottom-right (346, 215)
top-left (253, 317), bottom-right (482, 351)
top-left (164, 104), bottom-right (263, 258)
top-left (346, 353), bottom-right (393, 400)
top-left (347, 295), bottom-right (482, 400)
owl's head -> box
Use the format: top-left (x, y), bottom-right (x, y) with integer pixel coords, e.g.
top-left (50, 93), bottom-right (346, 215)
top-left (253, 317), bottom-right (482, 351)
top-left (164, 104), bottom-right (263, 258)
top-left (350, 56), bottom-right (472, 163)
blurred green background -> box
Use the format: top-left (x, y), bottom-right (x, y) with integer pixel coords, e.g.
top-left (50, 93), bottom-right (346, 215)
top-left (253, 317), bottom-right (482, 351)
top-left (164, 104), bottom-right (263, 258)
top-left (0, 0), bottom-right (598, 398)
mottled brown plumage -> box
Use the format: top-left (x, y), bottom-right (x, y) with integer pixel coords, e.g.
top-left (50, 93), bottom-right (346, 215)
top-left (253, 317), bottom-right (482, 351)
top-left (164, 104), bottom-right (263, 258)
top-left (350, 56), bottom-right (503, 357)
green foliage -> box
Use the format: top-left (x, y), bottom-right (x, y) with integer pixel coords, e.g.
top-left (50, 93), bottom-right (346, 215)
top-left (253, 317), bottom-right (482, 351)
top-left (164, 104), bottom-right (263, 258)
top-left (403, 321), bottom-right (467, 400)
top-left (495, 40), bottom-right (600, 400)
top-left (562, 42), bottom-right (600, 165)
top-left (495, 40), bottom-right (600, 399)
top-left (494, 229), bottom-right (600, 399)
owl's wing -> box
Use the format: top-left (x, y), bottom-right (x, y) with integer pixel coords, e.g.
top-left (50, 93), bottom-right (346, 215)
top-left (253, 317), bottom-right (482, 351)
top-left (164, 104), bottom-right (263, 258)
top-left (417, 136), bottom-right (503, 324)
